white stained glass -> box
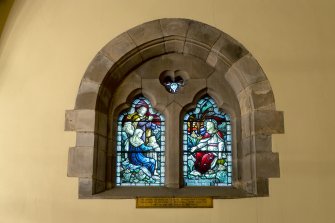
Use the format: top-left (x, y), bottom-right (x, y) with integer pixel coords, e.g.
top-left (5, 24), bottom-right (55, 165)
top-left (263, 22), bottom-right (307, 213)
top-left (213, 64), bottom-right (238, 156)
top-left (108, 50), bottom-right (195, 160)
top-left (118, 115), bottom-right (123, 121)
top-left (227, 124), bottom-right (231, 131)
top-left (129, 107), bottom-right (136, 114)
top-left (148, 108), bottom-right (155, 114)
top-left (183, 123), bottom-right (188, 130)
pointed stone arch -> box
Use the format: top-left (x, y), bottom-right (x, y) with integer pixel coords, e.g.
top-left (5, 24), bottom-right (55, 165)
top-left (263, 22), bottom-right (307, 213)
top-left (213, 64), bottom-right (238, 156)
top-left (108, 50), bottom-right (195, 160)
top-left (65, 18), bottom-right (284, 198)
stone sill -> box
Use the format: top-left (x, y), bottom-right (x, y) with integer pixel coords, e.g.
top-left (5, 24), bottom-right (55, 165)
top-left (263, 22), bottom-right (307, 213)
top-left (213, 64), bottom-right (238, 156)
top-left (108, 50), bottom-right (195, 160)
top-left (79, 186), bottom-right (267, 199)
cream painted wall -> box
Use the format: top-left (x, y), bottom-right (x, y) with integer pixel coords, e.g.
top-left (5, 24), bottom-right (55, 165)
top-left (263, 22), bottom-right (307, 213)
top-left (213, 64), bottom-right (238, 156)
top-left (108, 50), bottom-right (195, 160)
top-left (0, 0), bottom-right (334, 222)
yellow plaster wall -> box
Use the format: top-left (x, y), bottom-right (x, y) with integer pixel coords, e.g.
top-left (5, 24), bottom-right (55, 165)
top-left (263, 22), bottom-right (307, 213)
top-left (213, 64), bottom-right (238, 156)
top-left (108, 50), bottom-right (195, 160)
top-left (0, 0), bottom-right (334, 222)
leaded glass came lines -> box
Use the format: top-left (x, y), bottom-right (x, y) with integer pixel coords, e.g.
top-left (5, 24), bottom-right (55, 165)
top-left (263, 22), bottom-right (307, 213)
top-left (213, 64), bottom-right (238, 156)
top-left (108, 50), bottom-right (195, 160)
top-left (183, 96), bottom-right (232, 186)
top-left (116, 96), bottom-right (165, 186)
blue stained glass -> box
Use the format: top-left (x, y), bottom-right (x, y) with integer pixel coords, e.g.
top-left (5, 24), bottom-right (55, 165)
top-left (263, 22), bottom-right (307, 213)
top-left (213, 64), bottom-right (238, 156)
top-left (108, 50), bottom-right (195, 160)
top-left (116, 96), bottom-right (165, 186)
top-left (183, 96), bottom-right (232, 186)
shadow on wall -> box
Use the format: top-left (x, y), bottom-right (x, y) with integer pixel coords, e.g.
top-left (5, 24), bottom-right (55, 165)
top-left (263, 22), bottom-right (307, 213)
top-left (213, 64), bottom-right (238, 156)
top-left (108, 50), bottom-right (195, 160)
top-left (0, 0), bottom-right (15, 40)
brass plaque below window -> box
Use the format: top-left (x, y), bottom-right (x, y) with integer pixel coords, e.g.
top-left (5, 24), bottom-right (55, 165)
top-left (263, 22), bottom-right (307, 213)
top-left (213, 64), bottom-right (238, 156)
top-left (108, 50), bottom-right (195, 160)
top-left (136, 197), bottom-right (213, 208)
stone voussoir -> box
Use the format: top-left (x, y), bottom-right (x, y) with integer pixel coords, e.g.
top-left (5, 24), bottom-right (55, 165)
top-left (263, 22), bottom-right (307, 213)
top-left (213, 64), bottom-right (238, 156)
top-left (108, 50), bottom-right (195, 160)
top-left (127, 20), bottom-right (164, 46)
top-left (160, 18), bottom-right (190, 37)
top-left (224, 65), bottom-right (247, 94)
top-left (75, 79), bottom-right (100, 110)
top-left (139, 42), bottom-right (166, 61)
top-left (113, 52), bottom-right (143, 81)
top-left (247, 80), bottom-right (275, 111)
top-left (83, 51), bottom-right (114, 84)
top-left (231, 54), bottom-right (267, 86)
top-left (186, 20), bottom-right (221, 48)
top-left (184, 41), bottom-right (211, 61)
top-left (164, 39), bottom-right (185, 53)
top-left (237, 82), bottom-right (276, 116)
top-left (101, 32), bottom-right (138, 62)
top-left (211, 33), bottom-right (249, 64)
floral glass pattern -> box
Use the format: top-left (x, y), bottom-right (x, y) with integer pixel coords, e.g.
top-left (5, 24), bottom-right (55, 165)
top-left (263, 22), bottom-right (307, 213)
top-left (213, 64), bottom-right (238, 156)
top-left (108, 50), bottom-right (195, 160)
top-left (183, 96), bottom-right (232, 186)
top-left (116, 96), bottom-right (165, 186)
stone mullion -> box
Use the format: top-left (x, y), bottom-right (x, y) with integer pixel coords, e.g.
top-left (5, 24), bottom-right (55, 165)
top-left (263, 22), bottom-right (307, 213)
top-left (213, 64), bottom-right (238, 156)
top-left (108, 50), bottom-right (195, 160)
top-left (164, 102), bottom-right (182, 188)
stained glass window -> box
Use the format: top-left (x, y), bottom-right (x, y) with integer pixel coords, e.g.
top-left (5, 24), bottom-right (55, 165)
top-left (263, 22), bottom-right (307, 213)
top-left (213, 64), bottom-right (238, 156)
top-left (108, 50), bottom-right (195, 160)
top-left (183, 96), bottom-right (232, 186)
top-left (116, 96), bottom-right (165, 186)
top-left (161, 76), bottom-right (184, 94)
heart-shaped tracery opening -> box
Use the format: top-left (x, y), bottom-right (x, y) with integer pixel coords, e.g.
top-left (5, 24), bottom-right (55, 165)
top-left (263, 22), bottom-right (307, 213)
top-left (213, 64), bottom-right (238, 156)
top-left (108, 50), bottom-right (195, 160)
top-left (159, 70), bottom-right (187, 94)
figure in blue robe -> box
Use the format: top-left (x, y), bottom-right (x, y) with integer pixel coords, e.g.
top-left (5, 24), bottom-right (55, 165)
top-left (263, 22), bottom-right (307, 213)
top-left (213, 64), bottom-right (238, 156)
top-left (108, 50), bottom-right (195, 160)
top-left (128, 129), bottom-right (156, 175)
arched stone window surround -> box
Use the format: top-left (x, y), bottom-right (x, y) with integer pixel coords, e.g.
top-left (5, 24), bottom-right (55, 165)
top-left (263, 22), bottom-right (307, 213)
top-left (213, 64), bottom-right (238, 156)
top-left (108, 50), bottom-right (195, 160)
top-left (65, 18), bottom-right (284, 198)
